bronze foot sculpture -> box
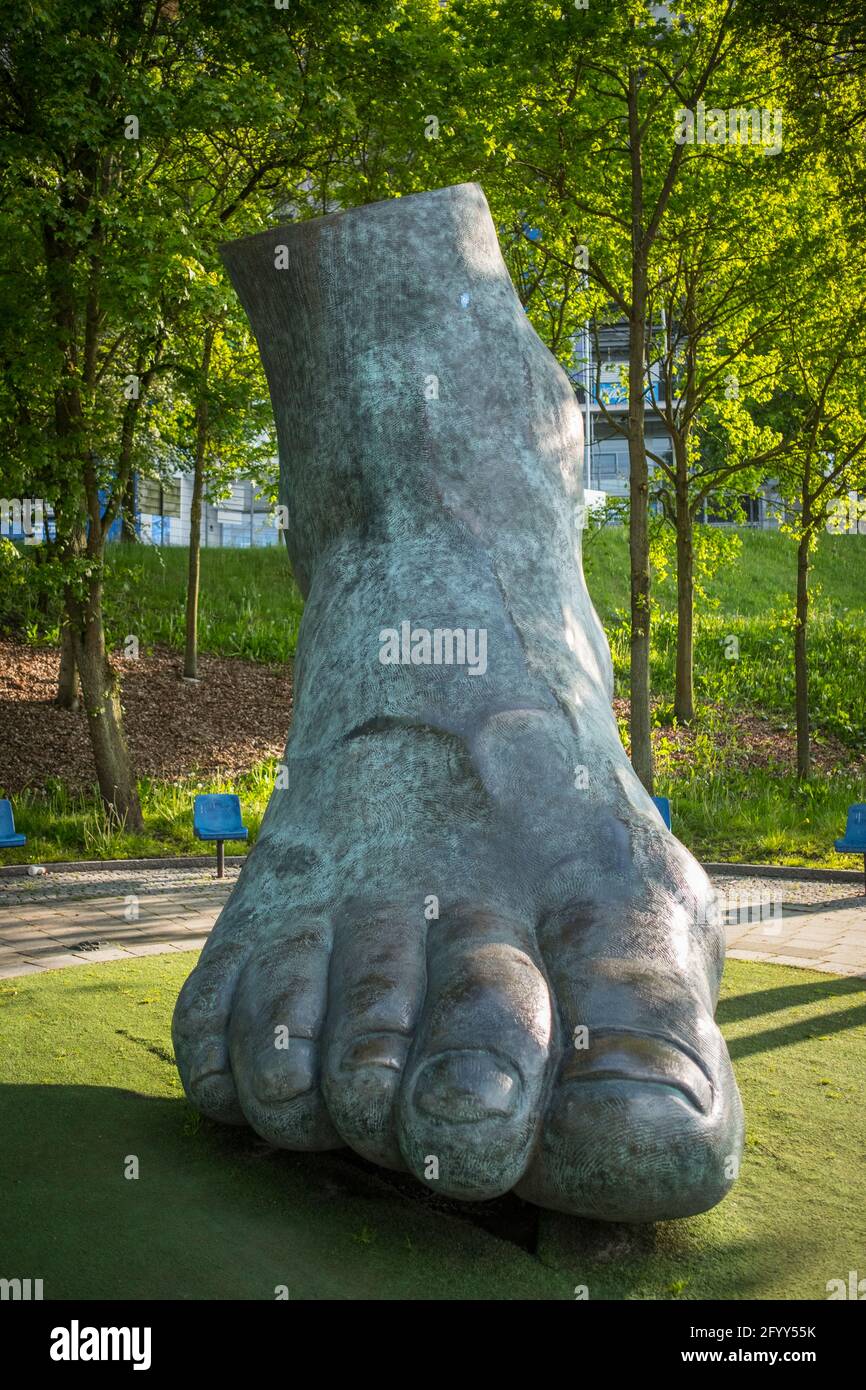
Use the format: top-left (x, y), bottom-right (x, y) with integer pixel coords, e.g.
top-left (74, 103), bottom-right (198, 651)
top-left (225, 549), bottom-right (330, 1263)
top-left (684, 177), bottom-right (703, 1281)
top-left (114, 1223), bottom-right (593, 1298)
top-left (172, 183), bottom-right (743, 1221)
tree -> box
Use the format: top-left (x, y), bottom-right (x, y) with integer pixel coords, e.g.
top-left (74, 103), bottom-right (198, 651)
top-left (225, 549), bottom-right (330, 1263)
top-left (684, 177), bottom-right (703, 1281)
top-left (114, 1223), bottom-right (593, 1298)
top-left (442, 0), bottom-right (754, 790)
top-left (155, 285), bottom-right (274, 682)
top-left (0, 0), bottom-right (382, 823)
top-left (633, 145), bottom-right (816, 722)
top-left (758, 270), bottom-right (866, 778)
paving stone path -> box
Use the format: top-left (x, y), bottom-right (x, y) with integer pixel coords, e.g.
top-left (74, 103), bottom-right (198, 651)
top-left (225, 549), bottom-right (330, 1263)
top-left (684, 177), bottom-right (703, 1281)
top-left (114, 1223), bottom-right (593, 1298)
top-left (0, 863), bottom-right (863, 979)
top-left (715, 873), bottom-right (866, 976)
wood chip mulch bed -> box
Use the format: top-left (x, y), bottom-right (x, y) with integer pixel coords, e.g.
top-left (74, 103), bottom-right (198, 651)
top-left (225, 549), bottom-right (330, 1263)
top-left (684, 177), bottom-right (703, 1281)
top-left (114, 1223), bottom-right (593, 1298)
top-left (0, 639), bottom-right (291, 795)
top-left (611, 698), bottom-right (864, 778)
top-left (0, 638), bottom-right (860, 796)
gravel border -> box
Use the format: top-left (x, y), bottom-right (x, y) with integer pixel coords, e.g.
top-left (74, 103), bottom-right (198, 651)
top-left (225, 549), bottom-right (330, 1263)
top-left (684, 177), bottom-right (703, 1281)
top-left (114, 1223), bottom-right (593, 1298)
top-left (0, 854), bottom-right (248, 878)
top-left (0, 854), bottom-right (863, 883)
top-left (701, 861), bottom-right (864, 884)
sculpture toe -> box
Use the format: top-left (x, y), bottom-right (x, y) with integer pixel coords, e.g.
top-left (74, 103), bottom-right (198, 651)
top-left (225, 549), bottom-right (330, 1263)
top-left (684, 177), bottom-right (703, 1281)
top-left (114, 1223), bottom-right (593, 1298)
top-left (228, 925), bottom-right (342, 1149)
top-left (321, 909), bottom-right (426, 1167)
top-left (398, 908), bottom-right (555, 1199)
top-left (172, 941), bottom-right (249, 1125)
top-left (517, 1036), bottom-right (743, 1220)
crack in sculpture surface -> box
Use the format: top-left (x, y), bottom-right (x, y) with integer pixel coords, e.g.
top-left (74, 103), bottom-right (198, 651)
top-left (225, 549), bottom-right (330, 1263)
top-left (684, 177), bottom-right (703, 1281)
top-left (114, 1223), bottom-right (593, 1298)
top-left (172, 183), bottom-right (744, 1221)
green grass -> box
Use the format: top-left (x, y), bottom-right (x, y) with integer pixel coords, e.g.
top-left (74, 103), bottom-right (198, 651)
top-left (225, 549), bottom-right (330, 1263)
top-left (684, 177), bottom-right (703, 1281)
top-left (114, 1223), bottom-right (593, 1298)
top-left (540, 957), bottom-right (866, 1300)
top-left (8, 525), bottom-right (865, 673)
top-left (0, 953), bottom-right (863, 1299)
top-left (584, 525), bottom-right (866, 622)
top-left (588, 529), bottom-right (866, 747)
top-left (2, 543), bottom-right (306, 666)
top-left (655, 772), bottom-right (866, 869)
top-left (612, 610), bottom-right (866, 748)
top-left (0, 765), bottom-right (278, 866)
top-left (3, 760), bottom-right (863, 870)
top-left (101, 544), bottom-right (306, 663)
top-left (93, 529), bottom-right (866, 748)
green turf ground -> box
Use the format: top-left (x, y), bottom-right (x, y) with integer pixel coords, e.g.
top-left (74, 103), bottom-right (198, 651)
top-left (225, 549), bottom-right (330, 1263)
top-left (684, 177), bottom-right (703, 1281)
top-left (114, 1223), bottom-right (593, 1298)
top-left (1, 953), bottom-right (863, 1300)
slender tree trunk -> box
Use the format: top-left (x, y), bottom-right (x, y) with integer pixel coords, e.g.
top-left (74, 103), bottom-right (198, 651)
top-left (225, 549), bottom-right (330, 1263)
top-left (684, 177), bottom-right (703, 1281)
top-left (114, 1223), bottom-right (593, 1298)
top-left (628, 331), bottom-right (653, 791)
top-left (184, 449), bottom-right (205, 680)
top-left (117, 350), bottom-right (162, 543)
top-left (31, 546), bottom-right (53, 618)
top-left (674, 450), bottom-right (695, 724)
top-left (42, 168), bottom-right (143, 827)
top-left (120, 471), bottom-right (138, 542)
top-left (183, 326), bottom-right (214, 681)
top-left (67, 575), bottom-right (144, 830)
top-left (794, 524), bottom-right (811, 781)
top-left (627, 69), bottom-right (653, 792)
top-left (55, 614), bottom-right (80, 711)
top-left (116, 347), bottom-right (161, 542)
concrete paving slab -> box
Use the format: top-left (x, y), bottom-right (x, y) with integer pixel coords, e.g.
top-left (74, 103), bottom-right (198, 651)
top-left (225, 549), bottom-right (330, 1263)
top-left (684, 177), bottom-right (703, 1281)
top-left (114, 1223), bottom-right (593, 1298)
top-left (2, 868), bottom-right (864, 979)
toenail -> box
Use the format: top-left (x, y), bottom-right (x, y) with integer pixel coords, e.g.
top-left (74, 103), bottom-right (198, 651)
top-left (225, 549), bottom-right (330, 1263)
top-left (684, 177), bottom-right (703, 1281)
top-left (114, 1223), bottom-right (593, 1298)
top-left (561, 1032), bottom-right (713, 1114)
top-left (341, 1033), bottom-right (410, 1072)
top-left (187, 1040), bottom-right (230, 1092)
top-left (413, 1051), bottom-right (520, 1122)
top-left (253, 1038), bottom-right (317, 1104)
top-left (189, 1067), bottom-right (233, 1102)
top-left (187, 1060), bottom-right (244, 1121)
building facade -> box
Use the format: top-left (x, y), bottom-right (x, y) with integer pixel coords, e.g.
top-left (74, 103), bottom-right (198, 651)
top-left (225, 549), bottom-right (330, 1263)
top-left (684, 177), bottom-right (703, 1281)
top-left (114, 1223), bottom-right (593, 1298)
top-left (571, 321), bottom-right (785, 528)
top-left (129, 475), bottom-right (280, 549)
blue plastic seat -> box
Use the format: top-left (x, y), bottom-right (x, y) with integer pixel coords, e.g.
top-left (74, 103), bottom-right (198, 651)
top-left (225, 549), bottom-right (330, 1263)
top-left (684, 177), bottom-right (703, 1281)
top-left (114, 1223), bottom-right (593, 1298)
top-left (193, 794), bottom-right (247, 842)
top-left (652, 795), bottom-right (672, 831)
top-left (835, 803), bottom-right (866, 852)
top-left (0, 799), bottom-right (26, 848)
top-left (193, 794), bottom-right (247, 878)
top-left (835, 803), bottom-right (866, 892)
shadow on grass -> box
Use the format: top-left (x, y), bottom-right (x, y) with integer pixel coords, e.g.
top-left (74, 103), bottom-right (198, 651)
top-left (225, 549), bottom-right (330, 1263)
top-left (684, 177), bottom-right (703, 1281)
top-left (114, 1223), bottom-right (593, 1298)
top-left (535, 1214), bottom-right (818, 1300)
top-left (0, 1081), bottom-right (557, 1300)
top-left (0, 1067), bottom-right (852, 1299)
top-left (720, 975), bottom-right (866, 1021)
top-left (719, 974), bottom-right (866, 1060)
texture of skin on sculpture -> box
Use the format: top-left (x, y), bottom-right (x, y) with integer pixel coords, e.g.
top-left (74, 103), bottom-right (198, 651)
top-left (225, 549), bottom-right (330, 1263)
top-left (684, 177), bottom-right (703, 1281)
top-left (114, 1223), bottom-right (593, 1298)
top-left (172, 182), bottom-right (744, 1221)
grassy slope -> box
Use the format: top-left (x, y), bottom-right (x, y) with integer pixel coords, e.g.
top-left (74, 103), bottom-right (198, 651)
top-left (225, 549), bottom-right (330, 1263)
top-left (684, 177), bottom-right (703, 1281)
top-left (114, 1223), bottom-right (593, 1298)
top-left (101, 543), bottom-right (305, 664)
top-left (0, 953), bottom-right (863, 1300)
top-left (588, 529), bottom-right (866, 744)
top-left (97, 526), bottom-right (866, 655)
top-left (584, 525), bottom-right (866, 621)
top-left (99, 530), bottom-right (866, 748)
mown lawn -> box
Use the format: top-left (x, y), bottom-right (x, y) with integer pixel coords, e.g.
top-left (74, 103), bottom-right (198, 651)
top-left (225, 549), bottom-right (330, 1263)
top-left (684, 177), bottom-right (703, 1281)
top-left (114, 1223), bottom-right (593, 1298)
top-left (0, 953), bottom-right (863, 1300)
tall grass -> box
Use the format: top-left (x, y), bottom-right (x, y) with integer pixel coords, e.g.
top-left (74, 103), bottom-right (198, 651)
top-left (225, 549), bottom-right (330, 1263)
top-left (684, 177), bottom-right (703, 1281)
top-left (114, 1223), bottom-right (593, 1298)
top-left (654, 770), bottom-right (865, 867)
top-left (1, 544), bottom-right (305, 665)
top-left (603, 611), bottom-right (866, 748)
top-left (102, 546), bottom-right (305, 664)
top-left (585, 525), bottom-right (866, 622)
top-left (4, 757), bottom-right (861, 868)
top-left (2, 763), bottom-right (278, 866)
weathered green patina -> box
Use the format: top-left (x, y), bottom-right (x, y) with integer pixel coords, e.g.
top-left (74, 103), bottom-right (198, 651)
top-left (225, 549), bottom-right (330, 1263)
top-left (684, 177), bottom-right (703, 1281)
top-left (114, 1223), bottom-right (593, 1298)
top-left (173, 184), bottom-right (743, 1220)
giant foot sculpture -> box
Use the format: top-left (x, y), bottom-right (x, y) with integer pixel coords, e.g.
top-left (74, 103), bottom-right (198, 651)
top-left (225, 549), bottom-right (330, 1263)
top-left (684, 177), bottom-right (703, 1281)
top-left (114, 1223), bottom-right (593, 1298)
top-left (172, 183), bottom-right (743, 1221)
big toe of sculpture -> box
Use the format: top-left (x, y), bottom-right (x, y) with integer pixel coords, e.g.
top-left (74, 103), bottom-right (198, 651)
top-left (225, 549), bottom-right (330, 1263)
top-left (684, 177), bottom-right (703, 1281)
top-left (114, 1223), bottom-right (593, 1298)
top-left (172, 183), bottom-right (744, 1221)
